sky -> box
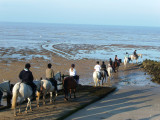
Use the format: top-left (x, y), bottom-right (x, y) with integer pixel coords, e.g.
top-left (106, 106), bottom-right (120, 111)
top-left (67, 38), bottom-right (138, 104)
top-left (0, 0), bottom-right (160, 27)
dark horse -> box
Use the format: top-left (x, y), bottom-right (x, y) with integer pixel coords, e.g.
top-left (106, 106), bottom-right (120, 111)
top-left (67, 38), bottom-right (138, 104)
top-left (113, 60), bottom-right (120, 72)
top-left (63, 76), bottom-right (77, 101)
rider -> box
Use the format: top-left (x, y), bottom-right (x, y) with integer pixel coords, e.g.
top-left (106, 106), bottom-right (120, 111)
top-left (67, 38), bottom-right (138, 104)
top-left (133, 50), bottom-right (138, 59)
top-left (46, 63), bottom-right (58, 92)
top-left (109, 58), bottom-right (116, 73)
top-left (125, 52), bottom-right (130, 62)
top-left (114, 55), bottom-right (120, 66)
top-left (69, 64), bottom-right (79, 84)
top-left (94, 61), bottom-right (101, 79)
top-left (19, 63), bottom-right (36, 98)
top-left (125, 52), bottom-right (129, 58)
top-left (101, 61), bottom-right (109, 76)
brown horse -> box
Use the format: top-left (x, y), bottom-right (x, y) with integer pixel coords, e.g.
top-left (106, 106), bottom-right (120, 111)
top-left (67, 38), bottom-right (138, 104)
top-left (63, 76), bottom-right (77, 101)
top-left (113, 60), bottom-right (119, 72)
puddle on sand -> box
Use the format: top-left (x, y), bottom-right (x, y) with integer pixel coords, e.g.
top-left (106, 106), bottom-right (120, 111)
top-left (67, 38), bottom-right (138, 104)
top-left (117, 71), bottom-right (158, 89)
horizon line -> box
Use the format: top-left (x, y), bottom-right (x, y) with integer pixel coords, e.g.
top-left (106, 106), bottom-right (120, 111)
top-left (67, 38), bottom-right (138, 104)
top-left (0, 21), bottom-right (160, 28)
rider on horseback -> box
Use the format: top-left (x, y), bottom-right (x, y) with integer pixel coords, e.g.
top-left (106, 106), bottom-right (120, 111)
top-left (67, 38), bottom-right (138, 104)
top-left (114, 55), bottom-right (120, 66)
top-left (46, 63), bottom-right (58, 92)
top-left (94, 61), bottom-right (101, 79)
top-left (101, 61), bottom-right (109, 76)
top-left (19, 63), bottom-right (36, 98)
top-left (133, 50), bottom-right (138, 59)
top-left (109, 58), bottom-right (116, 73)
top-left (69, 64), bottom-right (79, 84)
top-left (125, 52), bottom-right (130, 62)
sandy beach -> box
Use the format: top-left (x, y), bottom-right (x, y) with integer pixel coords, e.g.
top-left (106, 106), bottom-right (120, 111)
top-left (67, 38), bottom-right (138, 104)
top-left (0, 42), bottom-right (160, 120)
top-left (0, 45), bottom-right (100, 85)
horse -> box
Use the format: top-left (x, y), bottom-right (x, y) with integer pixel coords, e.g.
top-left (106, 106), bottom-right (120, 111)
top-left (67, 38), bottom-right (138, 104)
top-left (113, 60), bottom-right (119, 72)
top-left (107, 65), bottom-right (113, 78)
top-left (0, 81), bottom-right (12, 106)
top-left (11, 80), bottom-right (41, 116)
top-left (93, 71), bottom-right (101, 87)
top-left (124, 57), bottom-right (129, 67)
top-left (100, 70), bottom-right (107, 85)
top-left (63, 76), bottom-right (77, 101)
top-left (40, 72), bottom-right (62, 105)
top-left (130, 54), bottom-right (142, 63)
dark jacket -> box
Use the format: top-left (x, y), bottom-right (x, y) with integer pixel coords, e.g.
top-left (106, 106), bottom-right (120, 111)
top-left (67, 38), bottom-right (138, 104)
top-left (109, 60), bottom-right (113, 66)
top-left (19, 69), bottom-right (34, 84)
top-left (101, 64), bottom-right (106, 70)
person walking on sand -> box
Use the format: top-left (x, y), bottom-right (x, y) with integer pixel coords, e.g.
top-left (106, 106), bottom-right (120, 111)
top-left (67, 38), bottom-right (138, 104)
top-left (94, 61), bottom-right (101, 79)
top-left (19, 63), bottom-right (36, 98)
top-left (46, 63), bottom-right (58, 93)
top-left (69, 64), bottom-right (79, 84)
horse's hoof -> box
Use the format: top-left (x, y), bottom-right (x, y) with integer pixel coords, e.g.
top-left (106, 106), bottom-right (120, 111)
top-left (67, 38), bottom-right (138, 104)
top-left (25, 111), bottom-right (28, 113)
top-left (64, 98), bottom-right (68, 101)
top-left (30, 109), bottom-right (33, 112)
top-left (14, 114), bottom-right (17, 117)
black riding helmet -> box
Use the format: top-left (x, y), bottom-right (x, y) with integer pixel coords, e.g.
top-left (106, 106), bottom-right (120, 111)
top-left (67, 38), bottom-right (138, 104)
top-left (25, 63), bottom-right (31, 69)
top-left (71, 64), bottom-right (75, 68)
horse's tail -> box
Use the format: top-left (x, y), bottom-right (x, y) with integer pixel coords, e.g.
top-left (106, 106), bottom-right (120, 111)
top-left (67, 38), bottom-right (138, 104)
top-left (11, 83), bottom-right (20, 109)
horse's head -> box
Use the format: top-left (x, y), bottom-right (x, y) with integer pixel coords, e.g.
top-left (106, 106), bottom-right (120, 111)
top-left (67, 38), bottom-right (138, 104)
top-left (33, 80), bottom-right (41, 92)
top-left (138, 54), bottom-right (142, 58)
top-left (0, 80), bottom-right (11, 94)
top-left (55, 72), bottom-right (61, 82)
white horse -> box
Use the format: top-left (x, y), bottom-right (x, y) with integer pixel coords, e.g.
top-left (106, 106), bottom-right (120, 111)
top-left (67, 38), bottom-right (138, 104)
top-left (0, 81), bottom-right (11, 105)
top-left (93, 71), bottom-right (101, 87)
top-left (124, 57), bottom-right (129, 67)
top-left (130, 54), bottom-right (142, 63)
top-left (107, 65), bottom-right (113, 79)
top-left (41, 72), bottom-right (62, 105)
top-left (11, 80), bottom-right (41, 116)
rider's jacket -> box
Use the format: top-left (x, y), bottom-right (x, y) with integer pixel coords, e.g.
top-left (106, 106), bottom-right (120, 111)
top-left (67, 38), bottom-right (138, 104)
top-left (19, 68), bottom-right (34, 84)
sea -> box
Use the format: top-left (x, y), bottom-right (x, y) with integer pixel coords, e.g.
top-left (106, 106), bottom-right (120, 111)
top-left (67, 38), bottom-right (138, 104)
top-left (0, 22), bottom-right (160, 62)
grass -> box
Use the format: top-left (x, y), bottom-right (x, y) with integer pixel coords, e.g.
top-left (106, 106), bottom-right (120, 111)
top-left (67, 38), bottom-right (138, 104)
top-left (141, 59), bottom-right (160, 83)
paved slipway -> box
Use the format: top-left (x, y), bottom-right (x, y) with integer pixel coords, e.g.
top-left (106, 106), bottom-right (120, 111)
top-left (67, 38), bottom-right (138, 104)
top-left (65, 64), bottom-right (160, 120)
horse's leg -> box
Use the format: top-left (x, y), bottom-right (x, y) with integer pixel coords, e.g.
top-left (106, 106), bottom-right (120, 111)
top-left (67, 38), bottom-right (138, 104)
top-left (74, 89), bottom-right (76, 98)
top-left (29, 98), bottom-right (33, 111)
top-left (14, 107), bottom-right (17, 116)
top-left (43, 92), bottom-right (46, 105)
top-left (18, 103), bottom-right (22, 114)
top-left (50, 92), bottom-right (53, 104)
top-left (70, 89), bottom-right (72, 99)
top-left (25, 99), bottom-right (29, 113)
top-left (64, 89), bottom-right (68, 101)
top-left (36, 92), bottom-right (41, 107)
top-left (54, 91), bottom-right (56, 102)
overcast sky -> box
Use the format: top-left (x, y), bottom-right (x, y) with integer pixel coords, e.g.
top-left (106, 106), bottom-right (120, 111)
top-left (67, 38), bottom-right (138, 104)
top-left (0, 0), bottom-right (160, 27)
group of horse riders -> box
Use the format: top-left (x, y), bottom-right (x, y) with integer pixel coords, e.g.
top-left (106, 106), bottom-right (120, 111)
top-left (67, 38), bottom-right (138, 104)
top-left (125, 50), bottom-right (139, 61)
top-left (94, 55), bottom-right (121, 80)
top-left (15, 62), bottom-right (79, 99)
